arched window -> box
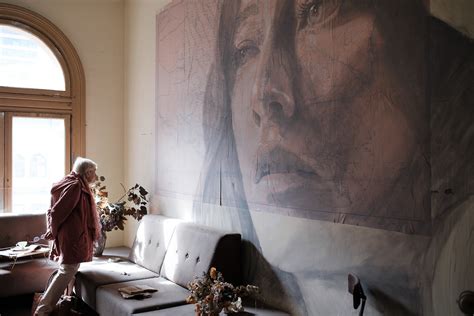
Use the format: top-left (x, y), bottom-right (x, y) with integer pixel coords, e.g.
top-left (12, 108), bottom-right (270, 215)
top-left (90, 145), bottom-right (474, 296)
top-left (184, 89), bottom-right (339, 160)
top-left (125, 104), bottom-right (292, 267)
top-left (0, 4), bottom-right (85, 213)
top-left (0, 25), bottom-right (65, 90)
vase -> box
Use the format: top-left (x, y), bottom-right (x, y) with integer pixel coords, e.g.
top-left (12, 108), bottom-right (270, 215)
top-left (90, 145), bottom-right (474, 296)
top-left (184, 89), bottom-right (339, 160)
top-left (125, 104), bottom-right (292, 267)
top-left (93, 229), bottom-right (107, 256)
top-left (195, 312), bottom-right (219, 316)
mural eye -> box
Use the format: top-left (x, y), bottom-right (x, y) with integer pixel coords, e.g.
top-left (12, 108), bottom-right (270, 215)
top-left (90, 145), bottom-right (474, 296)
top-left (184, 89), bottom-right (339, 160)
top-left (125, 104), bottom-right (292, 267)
top-left (239, 47), bottom-right (250, 58)
top-left (307, 4), bottom-right (322, 24)
top-left (234, 41), bottom-right (259, 68)
top-left (299, 0), bottom-right (341, 28)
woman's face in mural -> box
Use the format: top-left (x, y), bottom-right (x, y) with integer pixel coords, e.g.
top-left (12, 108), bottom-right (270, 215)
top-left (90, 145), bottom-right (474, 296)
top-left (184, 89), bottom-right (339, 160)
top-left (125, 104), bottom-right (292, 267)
top-left (230, 0), bottom-right (417, 213)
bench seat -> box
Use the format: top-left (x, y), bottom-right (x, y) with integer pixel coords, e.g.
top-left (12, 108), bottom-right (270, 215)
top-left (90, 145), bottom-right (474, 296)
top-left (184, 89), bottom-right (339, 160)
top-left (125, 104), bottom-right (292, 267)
top-left (96, 277), bottom-right (189, 316)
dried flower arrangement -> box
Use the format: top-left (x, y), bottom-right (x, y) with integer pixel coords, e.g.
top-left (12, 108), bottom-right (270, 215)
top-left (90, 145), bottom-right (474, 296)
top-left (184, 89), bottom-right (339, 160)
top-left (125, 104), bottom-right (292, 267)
top-left (91, 176), bottom-right (149, 232)
top-left (186, 267), bottom-right (259, 315)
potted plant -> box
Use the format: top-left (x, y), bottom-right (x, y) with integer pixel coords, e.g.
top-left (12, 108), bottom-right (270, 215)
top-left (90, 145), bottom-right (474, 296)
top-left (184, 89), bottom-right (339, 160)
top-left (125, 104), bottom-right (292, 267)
top-left (91, 176), bottom-right (149, 256)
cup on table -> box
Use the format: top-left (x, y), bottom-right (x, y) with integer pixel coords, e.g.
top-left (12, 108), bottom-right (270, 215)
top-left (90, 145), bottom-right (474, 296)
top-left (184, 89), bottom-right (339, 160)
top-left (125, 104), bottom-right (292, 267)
top-left (16, 241), bottom-right (27, 249)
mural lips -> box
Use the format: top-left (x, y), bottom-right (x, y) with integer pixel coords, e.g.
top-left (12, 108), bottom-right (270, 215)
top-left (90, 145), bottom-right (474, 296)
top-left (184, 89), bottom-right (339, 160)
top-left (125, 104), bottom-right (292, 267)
top-left (254, 145), bottom-right (319, 185)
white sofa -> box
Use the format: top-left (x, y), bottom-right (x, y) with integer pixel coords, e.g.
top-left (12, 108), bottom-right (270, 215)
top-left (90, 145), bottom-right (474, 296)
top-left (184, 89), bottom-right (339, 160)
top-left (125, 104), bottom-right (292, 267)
top-left (75, 215), bottom-right (242, 316)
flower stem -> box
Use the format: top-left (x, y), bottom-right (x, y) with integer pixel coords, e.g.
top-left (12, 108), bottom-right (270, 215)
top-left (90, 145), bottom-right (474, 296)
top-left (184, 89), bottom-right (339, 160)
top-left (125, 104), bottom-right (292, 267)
top-left (116, 183), bottom-right (129, 202)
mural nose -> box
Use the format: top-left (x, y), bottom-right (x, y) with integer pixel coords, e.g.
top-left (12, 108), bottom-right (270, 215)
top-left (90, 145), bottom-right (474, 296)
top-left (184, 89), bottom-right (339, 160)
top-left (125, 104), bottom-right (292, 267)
top-left (252, 74), bottom-right (296, 128)
top-left (251, 35), bottom-right (296, 128)
top-left (252, 99), bottom-right (289, 128)
top-left (264, 100), bottom-right (285, 126)
top-left (268, 95), bottom-right (293, 123)
top-left (258, 60), bottom-right (294, 136)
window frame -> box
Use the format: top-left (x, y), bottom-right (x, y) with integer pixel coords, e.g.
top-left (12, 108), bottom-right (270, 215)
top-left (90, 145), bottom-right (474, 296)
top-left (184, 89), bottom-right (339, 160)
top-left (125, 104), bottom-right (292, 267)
top-left (0, 4), bottom-right (85, 213)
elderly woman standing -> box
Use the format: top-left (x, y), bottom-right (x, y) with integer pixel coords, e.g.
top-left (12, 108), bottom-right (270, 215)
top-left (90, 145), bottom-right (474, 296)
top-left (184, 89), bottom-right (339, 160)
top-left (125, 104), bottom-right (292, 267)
top-left (35, 157), bottom-right (100, 316)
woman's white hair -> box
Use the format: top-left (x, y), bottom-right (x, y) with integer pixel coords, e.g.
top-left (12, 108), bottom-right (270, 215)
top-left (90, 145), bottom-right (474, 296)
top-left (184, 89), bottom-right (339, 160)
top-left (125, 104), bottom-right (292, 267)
top-left (72, 157), bottom-right (97, 176)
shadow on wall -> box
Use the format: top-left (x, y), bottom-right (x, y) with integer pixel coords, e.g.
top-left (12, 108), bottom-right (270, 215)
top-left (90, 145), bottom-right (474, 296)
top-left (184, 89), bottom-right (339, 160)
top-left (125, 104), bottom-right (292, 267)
top-left (287, 263), bottom-right (423, 315)
top-left (425, 15), bottom-right (474, 316)
top-left (370, 289), bottom-right (417, 316)
top-left (424, 197), bottom-right (474, 316)
top-left (242, 241), bottom-right (307, 315)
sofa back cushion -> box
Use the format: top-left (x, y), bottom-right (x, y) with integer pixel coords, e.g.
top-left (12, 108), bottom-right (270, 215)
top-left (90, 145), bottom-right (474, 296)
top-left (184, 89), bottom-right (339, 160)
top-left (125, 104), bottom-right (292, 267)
top-left (128, 215), bottom-right (182, 274)
top-left (160, 223), bottom-right (241, 288)
top-left (0, 213), bottom-right (47, 248)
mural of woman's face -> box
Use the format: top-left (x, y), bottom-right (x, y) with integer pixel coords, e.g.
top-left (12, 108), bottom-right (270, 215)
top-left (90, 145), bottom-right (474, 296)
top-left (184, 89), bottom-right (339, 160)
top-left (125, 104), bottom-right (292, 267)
top-left (230, 0), bottom-right (418, 214)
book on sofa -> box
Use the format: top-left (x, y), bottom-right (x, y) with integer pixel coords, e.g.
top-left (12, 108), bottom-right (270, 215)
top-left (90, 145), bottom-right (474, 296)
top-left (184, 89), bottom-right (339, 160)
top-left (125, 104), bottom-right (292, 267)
top-left (117, 285), bottom-right (158, 299)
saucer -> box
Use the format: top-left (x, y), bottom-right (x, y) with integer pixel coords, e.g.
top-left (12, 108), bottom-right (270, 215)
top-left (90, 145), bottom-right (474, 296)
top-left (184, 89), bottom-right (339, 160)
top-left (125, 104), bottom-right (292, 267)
top-left (11, 246), bottom-right (28, 252)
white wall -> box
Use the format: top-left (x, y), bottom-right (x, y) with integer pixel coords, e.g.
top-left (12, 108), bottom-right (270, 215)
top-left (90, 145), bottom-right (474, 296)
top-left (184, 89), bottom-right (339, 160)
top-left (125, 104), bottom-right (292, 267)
top-left (3, 0), bottom-right (125, 246)
top-left (123, 0), bottom-right (171, 247)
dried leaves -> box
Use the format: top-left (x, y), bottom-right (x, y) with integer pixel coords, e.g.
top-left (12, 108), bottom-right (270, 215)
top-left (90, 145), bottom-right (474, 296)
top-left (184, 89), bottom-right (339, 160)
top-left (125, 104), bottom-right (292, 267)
top-left (91, 176), bottom-right (149, 232)
top-left (186, 267), bottom-right (259, 315)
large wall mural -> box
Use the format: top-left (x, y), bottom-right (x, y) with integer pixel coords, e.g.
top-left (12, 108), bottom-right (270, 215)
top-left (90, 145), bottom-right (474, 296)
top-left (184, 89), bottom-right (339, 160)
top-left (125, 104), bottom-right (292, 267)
top-left (156, 1), bottom-right (473, 315)
top-left (156, 0), bottom-right (430, 235)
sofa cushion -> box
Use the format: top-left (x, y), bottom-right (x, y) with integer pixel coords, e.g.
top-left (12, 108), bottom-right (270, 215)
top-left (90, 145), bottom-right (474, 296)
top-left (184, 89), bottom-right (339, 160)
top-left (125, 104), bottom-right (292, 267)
top-left (96, 277), bottom-right (189, 316)
top-left (160, 223), bottom-right (241, 288)
top-left (131, 304), bottom-right (196, 316)
top-left (131, 304), bottom-right (290, 315)
top-left (76, 256), bottom-right (158, 309)
top-left (102, 246), bottom-right (131, 259)
top-left (0, 258), bottom-right (58, 297)
top-left (128, 215), bottom-right (182, 274)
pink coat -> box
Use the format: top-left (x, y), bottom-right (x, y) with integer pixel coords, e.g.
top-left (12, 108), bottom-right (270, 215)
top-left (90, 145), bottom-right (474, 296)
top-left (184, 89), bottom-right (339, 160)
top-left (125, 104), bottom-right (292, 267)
top-left (47, 172), bottom-right (100, 264)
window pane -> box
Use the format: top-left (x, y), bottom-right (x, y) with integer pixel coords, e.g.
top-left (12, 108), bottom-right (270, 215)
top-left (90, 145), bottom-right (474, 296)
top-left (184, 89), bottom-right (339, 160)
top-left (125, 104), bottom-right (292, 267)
top-left (12, 116), bottom-right (66, 213)
top-left (0, 25), bottom-right (65, 91)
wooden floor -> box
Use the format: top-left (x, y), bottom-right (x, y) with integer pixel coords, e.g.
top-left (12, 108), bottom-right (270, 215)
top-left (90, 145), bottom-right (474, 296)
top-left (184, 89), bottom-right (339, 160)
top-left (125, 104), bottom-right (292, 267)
top-left (0, 294), bottom-right (97, 316)
top-left (0, 294), bottom-right (33, 316)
